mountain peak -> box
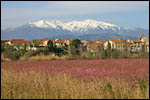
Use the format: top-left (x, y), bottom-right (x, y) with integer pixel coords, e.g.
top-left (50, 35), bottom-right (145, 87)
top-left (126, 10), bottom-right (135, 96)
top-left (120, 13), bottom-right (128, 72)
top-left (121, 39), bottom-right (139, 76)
top-left (2, 19), bottom-right (149, 41)
top-left (20, 19), bottom-right (148, 34)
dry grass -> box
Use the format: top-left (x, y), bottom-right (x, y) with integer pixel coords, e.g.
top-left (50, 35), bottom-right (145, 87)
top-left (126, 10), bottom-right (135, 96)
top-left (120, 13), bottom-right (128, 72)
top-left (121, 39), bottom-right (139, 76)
top-left (1, 68), bottom-right (149, 99)
top-left (1, 53), bottom-right (12, 62)
top-left (20, 54), bottom-right (70, 61)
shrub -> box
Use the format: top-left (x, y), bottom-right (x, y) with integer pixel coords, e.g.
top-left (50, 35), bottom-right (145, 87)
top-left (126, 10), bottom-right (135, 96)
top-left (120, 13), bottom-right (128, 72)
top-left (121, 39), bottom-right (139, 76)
top-left (1, 53), bottom-right (12, 62)
top-left (23, 50), bottom-right (36, 58)
top-left (2, 50), bottom-right (19, 61)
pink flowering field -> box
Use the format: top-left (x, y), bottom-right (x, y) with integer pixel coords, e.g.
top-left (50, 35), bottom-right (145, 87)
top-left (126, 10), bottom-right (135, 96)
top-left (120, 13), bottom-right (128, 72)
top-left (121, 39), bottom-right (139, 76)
top-left (2, 58), bottom-right (149, 81)
top-left (1, 58), bottom-right (149, 99)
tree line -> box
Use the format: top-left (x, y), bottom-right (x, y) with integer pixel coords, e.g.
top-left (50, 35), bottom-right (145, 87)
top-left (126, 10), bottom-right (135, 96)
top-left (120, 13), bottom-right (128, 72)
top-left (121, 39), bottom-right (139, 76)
top-left (1, 39), bottom-right (149, 61)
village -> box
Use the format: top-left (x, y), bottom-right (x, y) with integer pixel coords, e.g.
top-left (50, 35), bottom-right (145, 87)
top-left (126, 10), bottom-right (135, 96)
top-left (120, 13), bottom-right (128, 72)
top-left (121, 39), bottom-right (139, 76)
top-left (1, 34), bottom-right (149, 53)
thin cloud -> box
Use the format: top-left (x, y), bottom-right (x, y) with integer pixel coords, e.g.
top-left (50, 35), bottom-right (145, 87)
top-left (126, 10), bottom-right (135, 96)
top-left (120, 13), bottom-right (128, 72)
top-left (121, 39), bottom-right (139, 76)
top-left (1, 1), bottom-right (149, 29)
top-left (2, 1), bottom-right (148, 19)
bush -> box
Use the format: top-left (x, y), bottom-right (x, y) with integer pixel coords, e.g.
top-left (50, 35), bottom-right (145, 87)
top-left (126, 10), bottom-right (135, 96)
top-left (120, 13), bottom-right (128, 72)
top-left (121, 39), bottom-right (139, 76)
top-left (2, 50), bottom-right (20, 61)
top-left (23, 50), bottom-right (36, 58)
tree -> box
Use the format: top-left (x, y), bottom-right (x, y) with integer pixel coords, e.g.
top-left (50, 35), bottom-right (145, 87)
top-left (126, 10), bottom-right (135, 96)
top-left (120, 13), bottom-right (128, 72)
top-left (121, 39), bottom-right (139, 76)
top-left (141, 42), bottom-right (146, 57)
top-left (54, 47), bottom-right (64, 56)
top-left (71, 39), bottom-right (81, 48)
top-left (47, 40), bottom-right (54, 52)
top-left (32, 40), bottom-right (39, 47)
top-left (1, 43), bottom-right (5, 53)
top-left (70, 39), bottom-right (82, 55)
top-left (43, 40), bottom-right (54, 55)
top-left (3, 44), bottom-right (15, 52)
top-left (106, 41), bottom-right (112, 57)
top-left (97, 44), bottom-right (106, 59)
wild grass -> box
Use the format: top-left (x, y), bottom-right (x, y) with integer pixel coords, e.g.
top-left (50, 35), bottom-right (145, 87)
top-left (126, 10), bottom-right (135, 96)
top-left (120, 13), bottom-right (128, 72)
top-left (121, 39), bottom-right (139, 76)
top-left (1, 53), bottom-right (12, 62)
top-left (19, 53), bottom-right (107, 61)
top-left (20, 53), bottom-right (70, 61)
top-left (1, 68), bottom-right (149, 99)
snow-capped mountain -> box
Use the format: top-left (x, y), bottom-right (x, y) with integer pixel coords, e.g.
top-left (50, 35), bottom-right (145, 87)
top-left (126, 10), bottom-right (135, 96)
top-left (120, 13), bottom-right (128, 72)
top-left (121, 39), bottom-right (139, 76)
top-left (1, 19), bottom-right (149, 41)
top-left (27, 19), bottom-right (119, 32)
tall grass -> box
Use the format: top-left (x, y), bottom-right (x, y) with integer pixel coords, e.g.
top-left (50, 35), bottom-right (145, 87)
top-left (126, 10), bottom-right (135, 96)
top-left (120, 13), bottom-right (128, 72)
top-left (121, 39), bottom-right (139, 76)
top-left (20, 53), bottom-right (70, 61)
top-left (1, 53), bottom-right (12, 62)
top-left (1, 68), bottom-right (149, 99)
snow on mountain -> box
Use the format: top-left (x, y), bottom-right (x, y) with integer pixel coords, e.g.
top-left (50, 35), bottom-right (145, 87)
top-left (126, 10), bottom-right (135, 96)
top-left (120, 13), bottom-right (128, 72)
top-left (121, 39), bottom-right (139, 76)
top-left (2, 19), bottom-right (149, 41)
top-left (27, 19), bottom-right (120, 32)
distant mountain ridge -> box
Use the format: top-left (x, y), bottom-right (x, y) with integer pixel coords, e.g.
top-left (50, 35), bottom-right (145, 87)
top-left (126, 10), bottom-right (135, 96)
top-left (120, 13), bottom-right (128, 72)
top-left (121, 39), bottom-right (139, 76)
top-left (1, 19), bottom-right (149, 41)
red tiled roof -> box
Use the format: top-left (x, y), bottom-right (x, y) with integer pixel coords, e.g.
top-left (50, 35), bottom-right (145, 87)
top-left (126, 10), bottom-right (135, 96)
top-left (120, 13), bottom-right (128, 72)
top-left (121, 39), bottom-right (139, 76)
top-left (64, 39), bottom-right (73, 43)
top-left (96, 40), bottom-right (105, 44)
top-left (10, 40), bottom-right (30, 43)
top-left (90, 42), bottom-right (96, 45)
top-left (109, 39), bottom-right (126, 42)
top-left (87, 41), bottom-right (94, 45)
top-left (55, 40), bottom-right (64, 43)
top-left (128, 40), bottom-right (142, 44)
top-left (1, 40), bottom-right (9, 43)
top-left (39, 40), bottom-right (48, 45)
top-left (132, 40), bottom-right (142, 43)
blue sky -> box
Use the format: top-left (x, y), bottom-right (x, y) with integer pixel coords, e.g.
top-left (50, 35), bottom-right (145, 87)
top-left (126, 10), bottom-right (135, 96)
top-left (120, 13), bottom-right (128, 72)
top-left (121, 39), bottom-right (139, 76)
top-left (1, 1), bottom-right (149, 29)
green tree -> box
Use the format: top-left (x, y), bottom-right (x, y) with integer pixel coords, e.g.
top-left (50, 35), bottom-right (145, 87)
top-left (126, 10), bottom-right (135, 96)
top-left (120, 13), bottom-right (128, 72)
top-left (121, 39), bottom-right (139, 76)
top-left (71, 39), bottom-right (81, 48)
top-left (1, 43), bottom-right (5, 53)
top-left (70, 39), bottom-right (82, 55)
top-left (141, 43), bottom-right (146, 57)
top-left (43, 40), bottom-right (54, 55)
top-left (106, 41), bottom-right (112, 58)
top-left (32, 40), bottom-right (39, 47)
top-left (97, 44), bottom-right (106, 59)
top-left (54, 47), bottom-right (64, 56)
top-left (3, 44), bottom-right (15, 52)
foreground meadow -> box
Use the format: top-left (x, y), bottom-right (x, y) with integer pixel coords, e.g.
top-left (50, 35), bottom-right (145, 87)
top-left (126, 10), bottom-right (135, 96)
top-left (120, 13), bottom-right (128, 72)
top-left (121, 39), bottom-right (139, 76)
top-left (1, 58), bottom-right (149, 99)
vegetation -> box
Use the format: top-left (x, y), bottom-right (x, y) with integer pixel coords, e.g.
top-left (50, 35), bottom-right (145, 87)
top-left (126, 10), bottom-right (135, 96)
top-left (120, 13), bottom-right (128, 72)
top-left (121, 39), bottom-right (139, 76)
top-left (1, 39), bottom-right (149, 61)
top-left (1, 68), bottom-right (149, 99)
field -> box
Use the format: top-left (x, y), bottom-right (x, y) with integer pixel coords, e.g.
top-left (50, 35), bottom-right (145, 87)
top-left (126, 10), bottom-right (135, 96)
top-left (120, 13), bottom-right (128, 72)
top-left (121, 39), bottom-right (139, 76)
top-left (1, 58), bottom-right (149, 99)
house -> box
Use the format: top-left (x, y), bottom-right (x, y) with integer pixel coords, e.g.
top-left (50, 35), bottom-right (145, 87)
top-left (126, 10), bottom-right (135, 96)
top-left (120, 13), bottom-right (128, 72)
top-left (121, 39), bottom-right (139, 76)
top-left (145, 44), bottom-right (149, 53)
top-left (104, 39), bottom-right (127, 51)
top-left (1, 40), bottom-right (10, 45)
top-left (95, 40), bottom-right (105, 44)
top-left (9, 40), bottom-right (31, 50)
top-left (54, 39), bottom-right (65, 47)
top-left (81, 40), bottom-right (92, 46)
top-left (39, 40), bottom-right (49, 46)
top-left (127, 40), bottom-right (144, 53)
top-left (30, 40), bottom-right (51, 51)
top-left (86, 41), bottom-right (94, 51)
top-left (64, 39), bottom-right (73, 45)
top-left (87, 41), bottom-right (105, 53)
top-left (10, 40), bottom-right (30, 44)
top-left (85, 41), bottom-right (105, 56)
top-left (140, 34), bottom-right (149, 45)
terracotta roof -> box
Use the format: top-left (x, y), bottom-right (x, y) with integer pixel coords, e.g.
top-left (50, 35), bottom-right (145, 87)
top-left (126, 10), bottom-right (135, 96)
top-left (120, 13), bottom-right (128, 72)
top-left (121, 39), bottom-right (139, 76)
top-left (127, 41), bottom-right (133, 44)
top-left (55, 40), bottom-right (64, 43)
top-left (96, 40), bottom-right (105, 44)
top-left (64, 39), bottom-right (73, 43)
top-left (109, 39), bottom-right (126, 42)
top-left (1, 40), bottom-right (9, 43)
top-left (87, 41), bottom-right (94, 45)
top-left (10, 40), bottom-right (30, 43)
top-left (132, 40), bottom-right (142, 43)
top-left (39, 40), bottom-right (48, 45)
top-left (90, 42), bottom-right (96, 45)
